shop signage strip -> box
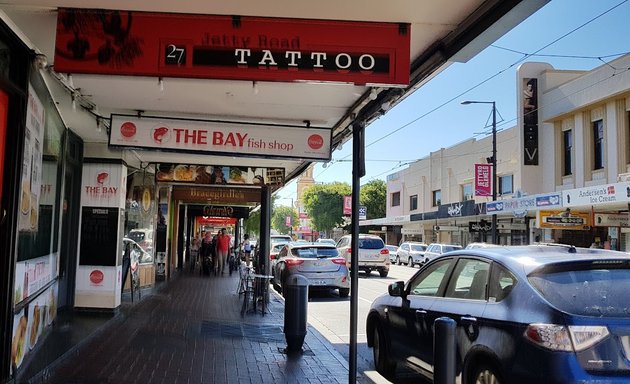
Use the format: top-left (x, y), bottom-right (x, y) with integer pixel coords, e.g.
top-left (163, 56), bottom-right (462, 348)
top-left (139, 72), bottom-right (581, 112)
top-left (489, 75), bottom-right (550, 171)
top-left (110, 115), bottom-right (332, 161)
top-left (562, 182), bottom-right (630, 208)
top-left (594, 213), bottom-right (630, 227)
top-left (487, 192), bottom-right (561, 213)
top-left (172, 186), bottom-right (261, 204)
top-left (537, 210), bottom-right (592, 230)
top-left (54, 9), bottom-right (410, 86)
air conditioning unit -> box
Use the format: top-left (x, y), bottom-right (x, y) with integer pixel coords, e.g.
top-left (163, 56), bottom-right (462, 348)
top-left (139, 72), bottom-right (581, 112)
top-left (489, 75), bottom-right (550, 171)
top-left (617, 173), bottom-right (630, 182)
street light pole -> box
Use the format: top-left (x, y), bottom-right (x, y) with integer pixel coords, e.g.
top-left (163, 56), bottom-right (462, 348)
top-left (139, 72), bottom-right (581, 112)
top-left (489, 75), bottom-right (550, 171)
top-left (491, 101), bottom-right (497, 245)
top-left (462, 100), bottom-right (498, 245)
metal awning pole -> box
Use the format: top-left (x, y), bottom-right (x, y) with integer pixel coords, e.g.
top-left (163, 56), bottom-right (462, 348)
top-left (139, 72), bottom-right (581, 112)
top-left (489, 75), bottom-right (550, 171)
top-left (349, 122), bottom-right (365, 384)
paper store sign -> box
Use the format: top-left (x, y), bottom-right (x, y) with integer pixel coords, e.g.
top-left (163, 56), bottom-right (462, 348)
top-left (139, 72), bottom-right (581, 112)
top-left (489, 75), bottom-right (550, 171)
top-left (110, 115), bottom-right (332, 160)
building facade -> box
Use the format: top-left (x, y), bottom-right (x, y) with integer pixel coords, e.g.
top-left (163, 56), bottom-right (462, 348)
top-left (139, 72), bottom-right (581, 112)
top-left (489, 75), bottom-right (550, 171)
top-left (374, 54), bottom-right (630, 250)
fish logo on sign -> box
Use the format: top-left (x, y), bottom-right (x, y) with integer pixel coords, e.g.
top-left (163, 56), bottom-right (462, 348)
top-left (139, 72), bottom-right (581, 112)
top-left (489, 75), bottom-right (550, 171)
top-left (153, 126), bottom-right (171, 144)
top-left (96, 171), bottom-right (109, 185)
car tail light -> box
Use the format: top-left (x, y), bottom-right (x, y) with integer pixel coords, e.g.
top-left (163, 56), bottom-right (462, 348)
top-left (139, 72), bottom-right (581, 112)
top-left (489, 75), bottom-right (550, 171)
top-left (347, 248), bottom-right (352, 255)
top-left (285, 259), bottom-right (305, 267)
top-left (524, 324), bottom-right (609, 352)
top-left (331, 258), bottom-right (346, 265)
top-left (380, 249), bottom-right (389, 255)
top-left (568, 326), bottom-right (610, 351)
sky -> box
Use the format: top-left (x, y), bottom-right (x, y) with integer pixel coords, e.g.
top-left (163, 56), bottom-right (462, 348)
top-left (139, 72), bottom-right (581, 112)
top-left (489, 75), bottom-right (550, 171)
top-left (275, 0), bottom-right (630, 204)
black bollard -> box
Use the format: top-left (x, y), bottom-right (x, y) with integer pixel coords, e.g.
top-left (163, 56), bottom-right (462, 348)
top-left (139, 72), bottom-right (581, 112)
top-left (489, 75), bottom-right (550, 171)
top-left (434, 317), bottom-right (456, 384)
top-left (284, 274), bottom-right (309, 353)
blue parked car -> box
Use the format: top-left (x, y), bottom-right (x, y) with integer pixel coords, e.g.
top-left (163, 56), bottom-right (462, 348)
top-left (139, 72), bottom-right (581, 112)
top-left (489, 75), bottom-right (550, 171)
top-left (366, 244), bottom-right (630, 383)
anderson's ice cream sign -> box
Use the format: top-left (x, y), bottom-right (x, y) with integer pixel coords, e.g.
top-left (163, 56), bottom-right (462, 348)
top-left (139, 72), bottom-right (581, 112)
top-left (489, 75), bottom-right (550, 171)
top-left (562, 183), bottom-right (630, 208)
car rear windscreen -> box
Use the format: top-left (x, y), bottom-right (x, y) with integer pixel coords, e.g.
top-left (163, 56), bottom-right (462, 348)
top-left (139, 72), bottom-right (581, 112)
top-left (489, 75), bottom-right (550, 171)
top-left (292, 247), bottom-right (339, 258)
top-left (358, 238), bottom-right (384, 249)
top-left (528, 261), bottom-right (630, 317)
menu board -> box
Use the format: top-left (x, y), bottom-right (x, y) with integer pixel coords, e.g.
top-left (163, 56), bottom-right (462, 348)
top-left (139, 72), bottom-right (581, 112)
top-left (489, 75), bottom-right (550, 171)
top-left (79, 207), bottom-right (120, 266)
top-left (155, 163), bottom-right (284, 187)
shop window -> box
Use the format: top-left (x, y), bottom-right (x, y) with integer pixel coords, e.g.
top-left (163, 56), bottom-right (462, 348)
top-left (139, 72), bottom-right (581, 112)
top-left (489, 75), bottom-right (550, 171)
top-left (462, 183), bottom-right (473, 200)
top-left (432, 190), bottom-right (441, 207)
top-left (409, 194), bottom-right (418, 211)
top-left (563, 129), bottom-right (572, 176)
top-left (593, 119), bottom-right (604, 170)
top-left (391, 191), bottom-right (400, 207)
top-left (499, 175), bottom-right (513, 195)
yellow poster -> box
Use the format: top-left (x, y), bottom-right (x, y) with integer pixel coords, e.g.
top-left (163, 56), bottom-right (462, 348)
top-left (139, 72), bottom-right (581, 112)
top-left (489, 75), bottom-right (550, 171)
top-left (538, 210), bottom-right (592, 230)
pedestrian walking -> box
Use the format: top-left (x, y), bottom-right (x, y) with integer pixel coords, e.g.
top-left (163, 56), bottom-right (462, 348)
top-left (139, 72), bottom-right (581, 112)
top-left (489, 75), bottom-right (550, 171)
top-left (242, 234), bottom-right (252, 266)
top-left (215, 228), bottom-right (231, 275)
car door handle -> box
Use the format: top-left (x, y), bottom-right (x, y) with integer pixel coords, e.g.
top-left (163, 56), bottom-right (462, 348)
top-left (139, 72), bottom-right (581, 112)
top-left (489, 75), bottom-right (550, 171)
top-left (460, 316), bottom-right (477, 323)
top-left (415, 309), bottom-right (427, 319)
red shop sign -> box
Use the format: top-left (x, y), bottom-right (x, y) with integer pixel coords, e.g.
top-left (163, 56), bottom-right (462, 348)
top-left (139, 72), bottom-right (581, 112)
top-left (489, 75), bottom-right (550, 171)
top-left (54, 9), bottom-right (410, 86)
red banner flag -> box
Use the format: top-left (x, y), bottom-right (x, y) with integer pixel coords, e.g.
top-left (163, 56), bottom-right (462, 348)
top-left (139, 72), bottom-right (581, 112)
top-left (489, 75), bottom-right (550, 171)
top-left (475, 164), bottom-right (492, 197)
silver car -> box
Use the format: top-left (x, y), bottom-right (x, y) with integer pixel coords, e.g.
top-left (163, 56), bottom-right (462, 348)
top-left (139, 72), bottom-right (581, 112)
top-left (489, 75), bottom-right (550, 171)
top-left (423, 243), bottom-right (462, 263)
top-left (386, 245), bottom-right (399, 264)
top-left (271, 242), bottom-right (350, 298)
top-left (396, 242), bottom-right (428, 267)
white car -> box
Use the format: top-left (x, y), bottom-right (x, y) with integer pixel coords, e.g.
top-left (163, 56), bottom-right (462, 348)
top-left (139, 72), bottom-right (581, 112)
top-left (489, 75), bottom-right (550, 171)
top-left (336, 234), bottom-right (390, 277)
top-left (423, 243), bottom-right (462, 263)
top-left (396, 242), bottom-right (428, 267)
top-left (386, 245), bottom-right (399, 264)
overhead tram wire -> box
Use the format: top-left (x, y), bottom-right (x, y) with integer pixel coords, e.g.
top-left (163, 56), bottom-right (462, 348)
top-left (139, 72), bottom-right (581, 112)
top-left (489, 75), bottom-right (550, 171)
top-left (324, 60), bottom-right (630, 183)
top-left (315, 0), bottom-right (629, 180)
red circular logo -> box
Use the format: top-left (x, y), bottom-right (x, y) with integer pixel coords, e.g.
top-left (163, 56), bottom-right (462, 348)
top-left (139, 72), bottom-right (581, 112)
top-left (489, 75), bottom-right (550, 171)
top-left (120, 122), bottom-right (136, 138)
top-left (89, 270), bottom-right (104, 284)
top-left (308, 134), bottom-right (324, 150)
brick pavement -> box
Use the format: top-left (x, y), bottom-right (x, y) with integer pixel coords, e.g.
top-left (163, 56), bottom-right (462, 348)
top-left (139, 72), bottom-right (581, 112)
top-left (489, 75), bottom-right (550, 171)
top-left (38, 268), bottom-right (350, 384)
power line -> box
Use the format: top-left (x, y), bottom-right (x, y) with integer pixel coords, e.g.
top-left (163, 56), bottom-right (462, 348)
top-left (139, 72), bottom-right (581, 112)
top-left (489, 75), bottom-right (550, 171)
top-left (315, 0), bottom-right (628, 180)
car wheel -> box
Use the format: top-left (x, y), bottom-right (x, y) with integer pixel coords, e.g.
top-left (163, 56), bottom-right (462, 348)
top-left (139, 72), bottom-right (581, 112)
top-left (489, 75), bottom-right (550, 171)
top-left (408, 257), bottom-right (414, 267)
top-left (364, 268), bottom-right (372, 276)
top-left (379, 269), bottom-right (388, 278)
top-left (338, 288), bottom-right (350, 298)
top-left (372, 323), bottom-right (396, 379)
top-left (470, 362), bottom-right (502, 384)
top-left (395, 256), bottom-right (401, 265)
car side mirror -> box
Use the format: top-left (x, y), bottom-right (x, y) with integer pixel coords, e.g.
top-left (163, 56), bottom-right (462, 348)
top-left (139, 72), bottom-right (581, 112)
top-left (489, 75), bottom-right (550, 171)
top-left (388, 281), bottom-right (405, 297)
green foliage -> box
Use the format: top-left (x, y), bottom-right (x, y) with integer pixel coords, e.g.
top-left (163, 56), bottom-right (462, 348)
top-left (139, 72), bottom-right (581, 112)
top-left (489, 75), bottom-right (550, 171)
top-left (302, 182), bottom-right (351, 233)
top-left (360, 179), bottom-right (386, 219)
top-left (271, 205), bottom-right (298, 234)
top-left (243, 208), bottom-right (261, 237)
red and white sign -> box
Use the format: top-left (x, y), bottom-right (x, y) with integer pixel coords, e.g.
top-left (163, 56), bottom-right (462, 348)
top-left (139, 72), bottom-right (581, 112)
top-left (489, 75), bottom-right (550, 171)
top-left (89, 270), bottom-right (104, 285)
top-left (343, 195), bottom-right (352, 215)
top-left (54, 9), bottom-right (410, 86)
top-left (110, 115), bottom-right (332, 160)
top-left (81, 163), bottom-right (127, 208)
top-left (474, 164), bottom-right (492, 197)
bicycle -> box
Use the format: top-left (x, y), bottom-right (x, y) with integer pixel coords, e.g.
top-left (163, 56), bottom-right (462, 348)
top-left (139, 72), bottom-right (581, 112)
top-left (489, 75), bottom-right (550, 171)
top-left (228, 250), bottom-right (240, 276)
top-left (239, 265), bottom-right (254, 317)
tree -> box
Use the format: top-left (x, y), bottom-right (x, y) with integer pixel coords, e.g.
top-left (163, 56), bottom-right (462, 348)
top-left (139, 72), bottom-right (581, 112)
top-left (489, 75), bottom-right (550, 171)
top-left (302, 182), bottom-right (351, 233)
top-left (360, 179), bottom-right (386, 219)
top-left (271, 205), bottom-right (298, 235)
top-left (243, 208), bottom-right (261, 238)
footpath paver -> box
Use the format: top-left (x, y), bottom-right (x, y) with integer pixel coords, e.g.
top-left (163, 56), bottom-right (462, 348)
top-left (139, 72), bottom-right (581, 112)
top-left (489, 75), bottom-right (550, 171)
top-left (35, 269), bottom-right (349, 384)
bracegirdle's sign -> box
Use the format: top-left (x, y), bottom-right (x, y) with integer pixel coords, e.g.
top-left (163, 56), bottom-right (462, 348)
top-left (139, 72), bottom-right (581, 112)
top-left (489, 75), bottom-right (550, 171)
top-left (54, 9), bottom-right (410, 86)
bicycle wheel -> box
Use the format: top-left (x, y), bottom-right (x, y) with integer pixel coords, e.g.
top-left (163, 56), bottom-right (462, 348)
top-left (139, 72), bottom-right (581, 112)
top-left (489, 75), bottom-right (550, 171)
top-left (240, 286), bottom-right (249, 317)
